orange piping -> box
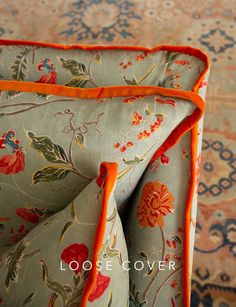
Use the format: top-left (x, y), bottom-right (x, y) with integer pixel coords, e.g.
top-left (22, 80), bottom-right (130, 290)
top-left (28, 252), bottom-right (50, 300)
top-left (0, 39), bottom-right (210, 307)
top-left (80, 162), bottom-right (118, 307)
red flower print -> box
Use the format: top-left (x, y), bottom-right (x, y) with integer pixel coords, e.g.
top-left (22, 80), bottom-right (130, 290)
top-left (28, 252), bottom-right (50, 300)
top-left (165, 253), bottom-right (171, 263)
top-left (88, 272), bottom-right (110, 302)
top-left (170, 280), bottom-right (178, 289)
top-left (174, 60), bottom-right (190, 65)
top-left (131, 111), bottom-right (142, 126)
top-left (119, 60), bottom-right (132, 69)
top-left (120, 146), bottom-right (126, 152)
top-left (35, 72), bottom-right (57, 84)
top-left (137, 130), bottom-right (151, 140)
top-left (171, 240), bottom-right (177, 249)
top-left (114, 143), bottom-right (120, 148)
top-left (126, 141), bottom-right (134, 147)
top-left (136, 54), bottom-right (145, 61)
top-left (0, 130), bottom-right (25, 175)
top-left (182, 148), bottom-right (188, 159)
top-left (160, 154), bottom-right (170, 164)
top-left (35, 58), bottom-right (57, 84)
top-left (16, 207), bottom-right (52, 224)
top-left (123, 96), bottom-right (136, 104)
top-left (150, 117), bottom-right (163, 133)
top-left (0, 151), bottom-right (25, 174)
top-left (166, 239), bottom-right (171, 248)
top-left (200, 80), bottom-right (207, 88)
top-left (155, 97), bottom-right (176, 108)
top-left (61, 243), bottom-right (89, 275)
top-left (123, 95), bottom-right (144, 103)
top-left (136, 51), bottom-right (150, 61)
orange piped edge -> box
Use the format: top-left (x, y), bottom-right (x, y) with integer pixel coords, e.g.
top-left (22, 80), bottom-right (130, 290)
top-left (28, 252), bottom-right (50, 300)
top-left (80, 162), bottom-right (118, 307)
top-left (0, 39), bottom-right (210, 307)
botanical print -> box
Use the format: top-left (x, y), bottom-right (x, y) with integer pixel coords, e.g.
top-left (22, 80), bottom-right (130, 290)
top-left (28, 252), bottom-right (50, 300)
top-left (0, 168), bottom-right (128, 306)
top-left (35, 58), bottom-right (57, 84)
top-left (0, 45), bottom-right (206, 90)
top-left (0, 130), bottom-right (25, 174)
top-left (136, 181), bottom-right (174, 228)
top-left (0, 43), bottom-right (208, 306)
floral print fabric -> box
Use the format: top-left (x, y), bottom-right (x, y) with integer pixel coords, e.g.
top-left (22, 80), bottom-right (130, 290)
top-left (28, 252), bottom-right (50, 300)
top-left (0, 42), bottom-right (209, 306)
top-left (0, 163), bottom-right (129, 306)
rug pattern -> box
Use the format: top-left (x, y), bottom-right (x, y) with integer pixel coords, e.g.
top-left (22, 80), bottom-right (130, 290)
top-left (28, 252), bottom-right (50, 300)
top-left (0, 1), bottom-right (235, 306)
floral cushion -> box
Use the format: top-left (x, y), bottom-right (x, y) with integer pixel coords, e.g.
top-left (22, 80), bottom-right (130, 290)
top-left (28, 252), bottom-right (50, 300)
top-left (0, 162), bottom-right (129, 306)
top-left (0, 40), bottom-right (209, 306)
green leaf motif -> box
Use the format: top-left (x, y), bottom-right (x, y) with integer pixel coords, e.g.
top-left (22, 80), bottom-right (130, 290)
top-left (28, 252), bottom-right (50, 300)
top-left (65, 77), bottom-right (89, 88)
top-left (99, 239), bottom-right (123, 265)
top-left (163, 51), bottom-right (179, 64)
top-left (107, 292), bottom-right (112, 307)
top-left (60, 221), bottom-right (74, 242)
top-left (74, 133), bottom-right (85, 147)
top-left (124, 76), bottom-right (138, 85)
top-left (106, 207), bottom-right (116, 222)
top-left (70, 202), bottom-right (76, 219)
top-left (40, 260), bottom-right (67, 305)
top-left (122, 156), bottom-right (144, 166)
top-left (5, 241), bottom-right (28, 289)
top-left (27, 132), bottom-right (69, 164)
top-left (59, 58), bottom-right (88, 76)
top-left (139, 251), bottom-right (148, 261)
top-left (33, 166), bottom-right (70, 185)
top-left (59, 58), bottom-right (91, 88)
top-left (22, 292), bottom-right (35, 305)
top-left (10, 48), bottom-right (31, 81)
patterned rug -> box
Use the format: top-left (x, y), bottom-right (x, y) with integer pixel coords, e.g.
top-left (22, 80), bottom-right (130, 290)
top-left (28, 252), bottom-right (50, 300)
top-left (0, 1), bottom-right (235, 306)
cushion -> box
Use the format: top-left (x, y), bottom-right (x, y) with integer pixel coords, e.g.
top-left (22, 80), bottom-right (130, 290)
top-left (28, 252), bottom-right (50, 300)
top-left (0, 39), bottom-right (210, 306)
top-left (0, 162), bottom-right (129, 306)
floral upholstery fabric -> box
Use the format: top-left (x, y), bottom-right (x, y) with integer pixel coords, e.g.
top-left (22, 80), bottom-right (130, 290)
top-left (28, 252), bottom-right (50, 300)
top-left (0, 163), bottom-right (129, 306)
top-left (0, 41), bottom-right (209, 307)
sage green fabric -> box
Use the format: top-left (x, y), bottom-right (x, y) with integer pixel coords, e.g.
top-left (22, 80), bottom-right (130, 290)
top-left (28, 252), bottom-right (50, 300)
top-left (0, 164), bottom-right (129, 306)
top-left (0, 43), bottom-right (209, 307)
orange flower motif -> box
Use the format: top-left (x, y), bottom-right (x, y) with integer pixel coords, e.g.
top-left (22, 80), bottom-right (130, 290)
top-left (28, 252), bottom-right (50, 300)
top-left (119, 60), bottom-right (132, 69)
top-left (123, 96), bottom-right (136, 104)
top-left (150, 117), bottom-right (163, 133)
top-left (126, 141), bottom-right (134, 147)
top-left (120, 146), bottom-right (126, 152)
top-left (173, 82), bottom-right (180, 88)
top-left (137, 181), bottom-right (174, 228)
top-left (137, 130), bottom-right (151, 140)
top-left (131, 111), bottom-right (142, 126)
